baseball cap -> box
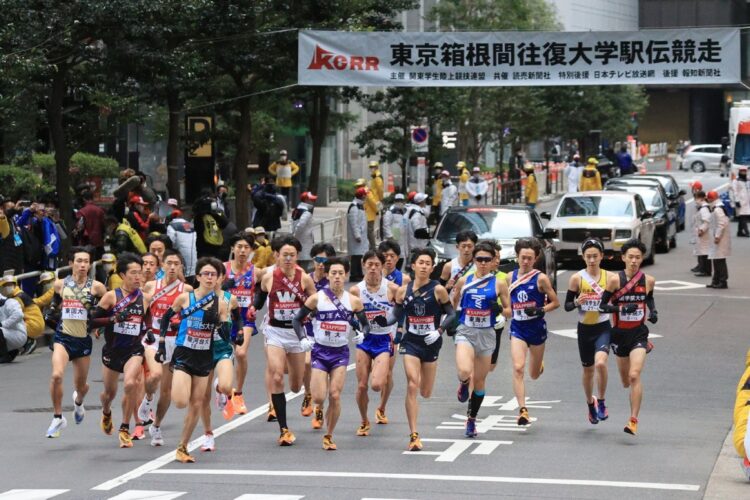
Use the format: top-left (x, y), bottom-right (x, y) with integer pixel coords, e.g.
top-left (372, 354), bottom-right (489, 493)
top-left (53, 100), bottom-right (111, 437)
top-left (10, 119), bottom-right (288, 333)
top-left (129, 195), bottom-right (147, 205)
top-left (434, 162), bottom-right (444, 169)
top-left (407, 191), bottom-right (417, 202)
top-left (301, 191), bottom-right (318, 203)
top-left (167, 198), bottom-right (179, 207)
top-left (414, 193), bottom-right (428, 203)
top-left (691, 181), bottom-right (703, 191)
top-left (101, 253), bottom-right (116, 263)
top-left (355, 178), bottom-right (367, 187)
top-left (394, 193), bottom-right (405, 201)
top-left (706, 190), bottom-right (719, 202)
top-left (573, 153), bottom-right (580, 159)
top-left (472, 167), bottom-right (481, 173)
top-left (279, 149), bottom-right (288, 156)
top-left (368, 160), bottom-right (379, 168)
top-left (440, 170), bottom-right (450, 177)
top-left (355, 187), bottom-right (368, 198)
top-left (255, 226), bottom-right (266, 235)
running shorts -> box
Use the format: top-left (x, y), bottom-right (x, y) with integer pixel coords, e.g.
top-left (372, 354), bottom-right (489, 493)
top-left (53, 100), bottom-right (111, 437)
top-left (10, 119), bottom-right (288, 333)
top-left (398, 332), bottom-right (442, 363)
top-left (171, 346), bottom-right (212, 377)
top-left (356, 333), bottom-right (394, 359)
top-left (102, 343), bottom-right (145, 373)
top-left (610, 327), bottom-right (649, 358)
top-left (53, 332), bottom-right (92, 360)
top-left (311, 343), bottom-right (349, 373)
top-left (263, 325), bottom-right (304, 354)
top-left (455, 324), bottom-right (496, 357)
top-left (491, 326), bottom-right (504, 365)
top-left (577, 322), bottom-right (611, 367)
top-left (509, 322), bottom-right (547, 346)
top-left (212, 337), bottom-right (234, 367)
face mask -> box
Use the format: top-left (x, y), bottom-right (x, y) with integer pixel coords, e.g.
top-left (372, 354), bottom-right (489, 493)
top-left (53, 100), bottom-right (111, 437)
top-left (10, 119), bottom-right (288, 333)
top-left (41, 283), bottom-right (53, 294)
top-left (1, 285), bottom-right (14, 296)
top-left (442, 180), bottom-right (450, 187)
top-left (220, 192), bottom-right (228, 200)
top-left (103, 264), bottom-right (114, 274)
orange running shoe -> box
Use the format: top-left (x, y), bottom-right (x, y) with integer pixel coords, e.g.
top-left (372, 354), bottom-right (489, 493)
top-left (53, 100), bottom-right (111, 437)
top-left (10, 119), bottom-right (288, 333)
top-left (222, 395), bottom-right (235, 421)
top-left (375, 407), bottom-right (388, 424)
top-left (278, 427), bottom-right (296, 446)
top-left (301, 393), bottom-right (313, 417)
top-left (322, 434), bottom-right (337, 450)
top-left (408, 432), bottom-right (422, 451)
top-left (131, 423), bottom-right (145, 440)
top-left (118, 429), bottom-right (133, 448)
top-left (311, 406), bottom-right (324, 430)
top-left (356, 420), bottom-right (371, 436)
top-left (232, 390), bottom-right (248, 415)
top-left (176, 444), bottom-right (195, 463)
top-left (100, 411), bottom-right (113, 436)
top-left (267, 402), bottom-right (277, 422)
top-left (624, 417), bottom-right (638, 436)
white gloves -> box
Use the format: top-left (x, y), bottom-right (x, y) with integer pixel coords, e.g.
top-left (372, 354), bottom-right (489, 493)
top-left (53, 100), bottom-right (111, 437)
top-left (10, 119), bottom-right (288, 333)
top-left (352, 330), bottom-right (365, 345)
top-left (424, 330), bottom-right (441, 345)
top-left (299, 337), bottom-right (314, 352)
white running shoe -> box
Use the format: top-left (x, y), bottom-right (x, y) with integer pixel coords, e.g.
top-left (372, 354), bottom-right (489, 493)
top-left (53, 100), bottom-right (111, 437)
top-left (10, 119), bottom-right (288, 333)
top-left (200, 433), bottom-right (215, 452)
top-left (72, 391), bottom-right (85, 424)
top-left (137, 395), bottom-right (153, 422)
top-left (46, 416), bottom-right (67, 438)
top-left (149, 424), bottom-right (164, 447)
top-left (214, 378), bottom-right (227, 411)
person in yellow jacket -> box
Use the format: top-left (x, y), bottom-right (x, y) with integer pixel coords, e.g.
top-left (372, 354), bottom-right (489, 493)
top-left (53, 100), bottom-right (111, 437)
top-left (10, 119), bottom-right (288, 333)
top-left (268, 149), bottom-right (300, 203)
top-left (579, 157), bottom-right (603, 192)
top-left (523, 165), bottom-right (539, 208)
top-left (33, 271), bottom-right (56, 309)
top-left (355, 178), bottom-right (379, 251)
top-left (734, 348), bottom-right (750, 479)
top-left (0, 275), bottom-right (44, 343)
top-left (368, 161), bottom-right (384, 203)
top-left (251, 226), bottom-right (275, 268)
top-left (100, 252), bottom-right (121, 290)
top-left (457, 161), bottom-right (470, 206)
top-left (431, 162), bottom-right (444, 225)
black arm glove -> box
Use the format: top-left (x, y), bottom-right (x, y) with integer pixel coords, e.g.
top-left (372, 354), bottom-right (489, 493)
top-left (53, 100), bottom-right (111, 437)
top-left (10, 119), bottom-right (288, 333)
top-left (564, 290), bottom-right (578, 312)
top-left (355, 310), bottom-right (371, 336)
top-left (159, 307), bottom-right (177, 340)
top-left (490, 300), bottom-right (502, 317)
top-left (88, 306), bottom-right (113, 329)
top-left (231, 308), bottom-right (244, 345)
top-left (45, 293), bottom-right (63, 329)
top-left (524, 306), bottom-right (545, 318)
top-left (292, 306), bottom-right (313, 341)
top-left (218, 322), bottom-right (232, 343)
top-left (646, 291), bottom-right (658, 324)
top-left (373, 302), bottom-right (404, 327)
top-left (597, 290), bottom-right (620, 313)
top-left (438, 301), bottom-right (456, 332)
top-left (253, 289), bottom-right (268, 311)
top-left (439, 278), bottom-right (448, 287)
top-left (221, 278), bottom-right (236, 291)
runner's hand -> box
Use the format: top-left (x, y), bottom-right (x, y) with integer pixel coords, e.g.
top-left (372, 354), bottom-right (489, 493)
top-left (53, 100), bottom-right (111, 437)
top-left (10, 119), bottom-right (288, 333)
top-left (145, 331), bottom-right (155, 344)
top-left (424, 330), bottom-right (441, 345)
top-left (221, 278), bottom-right (236, 291)
top-left (299, 337), bottom-right (314, 352)
top-left (393, 331), bottom-right (403, 345)
top-left (235, 333), bottom-right (245, 346)
top-left (621, 304), bottom-right (638, 314)
top-left (648, 310), bottom-right (658, 324)
top-left (114, 309), bottom-right (130, 323)
top-left (352, 330), bottom-right (365, 345)
top-left (155, 341), bottom-right (167, 363)
top-left (524, 306), bottom-right (545, 318)
top-left (372, 315), bottom-right (388, 327)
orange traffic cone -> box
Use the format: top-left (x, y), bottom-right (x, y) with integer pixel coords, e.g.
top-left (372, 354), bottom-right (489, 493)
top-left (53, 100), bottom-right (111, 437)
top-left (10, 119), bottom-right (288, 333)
top-left (665, 156), bottom-right (672, 170)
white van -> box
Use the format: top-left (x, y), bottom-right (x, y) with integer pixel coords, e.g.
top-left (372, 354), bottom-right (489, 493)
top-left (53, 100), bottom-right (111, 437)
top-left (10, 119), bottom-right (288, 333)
top-left (728, 100), bottom-right (750, 176)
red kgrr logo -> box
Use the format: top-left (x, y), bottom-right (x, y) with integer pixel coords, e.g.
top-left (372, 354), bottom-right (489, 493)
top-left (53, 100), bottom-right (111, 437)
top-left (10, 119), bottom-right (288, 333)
top-left (307, 45), bottom-right (379, 71)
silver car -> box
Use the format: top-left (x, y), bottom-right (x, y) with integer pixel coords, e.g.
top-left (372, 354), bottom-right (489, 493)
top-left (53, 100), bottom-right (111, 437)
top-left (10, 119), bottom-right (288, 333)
top-left (679, 144), bottom-right (723, 172)
top-left (541, 191), bottom-right (657, 265)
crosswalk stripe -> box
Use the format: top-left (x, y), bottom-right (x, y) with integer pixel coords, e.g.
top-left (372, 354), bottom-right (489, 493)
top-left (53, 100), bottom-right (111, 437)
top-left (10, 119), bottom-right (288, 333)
top-left (107, 491), bottom-right (187, 500)
top-left (0, 491), bottom-right (69, 500)
top-left (234, 496), bottom-right (304, 500)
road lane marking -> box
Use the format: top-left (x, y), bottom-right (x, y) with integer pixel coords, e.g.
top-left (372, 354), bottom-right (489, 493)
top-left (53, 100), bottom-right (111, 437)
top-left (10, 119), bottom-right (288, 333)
top-left (234, 496), bottom-right (304, 500)
top-left (550, 329), bottom-right (662, 339)
top-left (0, 491), bottom-right (69, 500)
top-left (92, 364), bottom-right (356, 491)
top-left (107, 491), bottom-right (186, 500)
top-left (401, 438), bottom-right (512, 461)
top-left (146, 469), bottom-right (700, 492)
top-left (654, 280), bottom-right (705, 291)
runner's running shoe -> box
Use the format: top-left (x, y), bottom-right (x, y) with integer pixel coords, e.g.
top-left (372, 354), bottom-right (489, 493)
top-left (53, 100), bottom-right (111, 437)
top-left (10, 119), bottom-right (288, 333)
top-left (232, 390), bottom-right (248, 414)
top-left (588, 397), bottom-right (599, 425)
top-left (119, 429), bottom-right (133, 448)
top-left (267, 402), bottom-right (277, 422)
top-left (408, 432), bottom-right (423, 451)
top-left (596, 399), bottom-right (609, 421)
top-left (176, 444), bottom-right (195, 463)
top-left (214, 379), bottom-right (227, 411)
top-left (465, 417), bottom-right (478, 438)
top-left (131, 423), bottom-right (145, 440)
top-left (624, 417), bottom-right (638, 436)
top-left (357, 420), bottom-right (371, 436)
top-left (149, 424), bottom-right (164, 446)
top-left (200, 432), bottom-right (215, 452)
top-left (137, 395), bottom-right (152, 422)
top-left (72, 391), bottom-right (85, 424)
top-left (301, 393), bottom-right (313, 417)
top-left (46, 416), bottom-right (67, 438)
top-left (278, 427), bottom-right (296, 446)
top-left (100, 411), bottom-right (113, 435)
top-left (322, 434), bottom-right (337, 450)
top-left (312, 406), bottom-right (324, 430)
top-left (457, 380), bottom-right (470, 403)
top-left (375, 407), bottom-right (388, 424)
top-left (517, 406), bottom-right (530, 426)
top-left (646, 341), bottom-right (654, 354)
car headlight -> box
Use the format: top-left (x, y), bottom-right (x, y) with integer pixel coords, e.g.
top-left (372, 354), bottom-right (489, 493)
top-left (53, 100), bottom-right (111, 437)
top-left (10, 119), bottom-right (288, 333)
top-left (614, 229), bottom-right (631, 239)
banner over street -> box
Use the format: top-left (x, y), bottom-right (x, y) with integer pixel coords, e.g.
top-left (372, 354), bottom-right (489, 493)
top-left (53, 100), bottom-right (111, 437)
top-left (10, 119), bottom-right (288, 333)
top-left (298, 29), bottom-right (740, 87)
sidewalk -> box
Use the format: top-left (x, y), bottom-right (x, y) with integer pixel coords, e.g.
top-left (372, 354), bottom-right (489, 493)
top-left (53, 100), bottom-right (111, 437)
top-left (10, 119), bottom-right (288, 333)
top-left (704, 427), bottom-right (749, 498)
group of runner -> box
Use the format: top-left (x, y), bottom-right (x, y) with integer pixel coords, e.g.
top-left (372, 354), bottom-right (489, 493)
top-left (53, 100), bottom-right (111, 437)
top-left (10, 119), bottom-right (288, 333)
top-left (42, 228), bottom-right (657, 462)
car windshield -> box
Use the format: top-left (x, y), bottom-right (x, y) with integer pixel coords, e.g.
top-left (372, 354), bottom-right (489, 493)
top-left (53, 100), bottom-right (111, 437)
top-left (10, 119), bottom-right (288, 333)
top-left (612, 187), bottom-right (662, 210)
top-left (435, 209), bottom-right (531, 242)
top-left (734, 134), bottom-right (750, 164)
top-left (643, 176), bottom-right (674, 195)
top-left (557, 196), bottom-right (633, 217)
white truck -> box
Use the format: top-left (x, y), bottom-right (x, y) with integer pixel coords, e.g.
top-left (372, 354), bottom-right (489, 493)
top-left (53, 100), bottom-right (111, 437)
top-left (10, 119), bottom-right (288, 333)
top-left (728, 100), bottom-right (750, 176)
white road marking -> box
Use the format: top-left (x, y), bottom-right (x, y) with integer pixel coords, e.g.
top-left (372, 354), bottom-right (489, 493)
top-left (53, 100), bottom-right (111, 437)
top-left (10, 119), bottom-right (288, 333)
top-left (556, 269), bottom-right (568, 276)
top-left (654, 280), bottom-right (705, 291)
top-left (550, 329), bottom-right (662, 339)
top-left (147, 469), bottom-right (700, 492)
top-left (234, 496), bottom-right (304, 500)
top-left (92, 364), bottom-right (356, 491)
top-left (107, 491), bottom-right (186, 500)
top-left (0, 491), bottom-right (69, 500)
top-left (401, 438), bottom-right (511, 462)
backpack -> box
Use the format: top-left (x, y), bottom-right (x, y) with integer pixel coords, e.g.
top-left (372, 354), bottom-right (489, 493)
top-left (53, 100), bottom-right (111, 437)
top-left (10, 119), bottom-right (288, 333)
top-left (291, 206), bottom-right (308, 222)
top-left (202, 214), bottom-right (224, 246)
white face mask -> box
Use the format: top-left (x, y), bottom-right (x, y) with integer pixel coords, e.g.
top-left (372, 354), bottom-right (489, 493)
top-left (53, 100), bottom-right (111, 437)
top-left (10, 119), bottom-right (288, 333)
top-left (1, 285), bottom-right (15, 296)
top-left (103, 264), bottom-right (114, 274)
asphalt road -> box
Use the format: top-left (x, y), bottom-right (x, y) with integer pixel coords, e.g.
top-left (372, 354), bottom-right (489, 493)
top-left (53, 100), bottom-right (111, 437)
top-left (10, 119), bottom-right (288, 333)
top-left (1, 163), bottom-right (747, 500)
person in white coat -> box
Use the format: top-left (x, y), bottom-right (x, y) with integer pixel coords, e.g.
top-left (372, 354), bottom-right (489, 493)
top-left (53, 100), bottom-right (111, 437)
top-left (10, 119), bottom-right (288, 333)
top-left (440, 171), bottom-right (458, 217)
top-left (348, 187), bottom-right (369, 282)
top-left (166, 214), bottom-right (198, 277)
top-left (407, 193), bottom-right (431, 255)
top-left (707, 190), bottom-right (731, 289)
top-left (383, 193), bottom-right (407, 246)
top-left (691, 190), bottom-right (712, 277)
top-left (732, 167), bottom-right (750, 237)
top-left (466, 167), bottom-right (489, 205)
top-left (0, 291), bottom-right (27, 362)
top-left (292, 191), bottom-right (318, 270)
top-left (564, 154), bottom-right (583, 193)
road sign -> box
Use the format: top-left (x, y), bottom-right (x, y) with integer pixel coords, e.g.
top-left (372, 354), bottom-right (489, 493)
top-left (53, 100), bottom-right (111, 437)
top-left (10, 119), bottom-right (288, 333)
top-left (411, 126), bottom-right (429, 153)
top-left (442, 131), bottom-right (457, 149)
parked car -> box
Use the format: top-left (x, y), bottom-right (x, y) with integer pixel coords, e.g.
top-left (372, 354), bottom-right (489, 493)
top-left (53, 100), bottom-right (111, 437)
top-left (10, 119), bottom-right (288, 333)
top-left (605, 182), bottom-right (676, 253)
top-left (607, 176), bottom-right (683, 234)
top-left (679, 144), bottom-right (723, 172)
top-left (430, 205), bottom-right (557, 287)
top-left (630, 173), bottom-right (687, 231)
top-left (541, 191), bottom-right (656, 266)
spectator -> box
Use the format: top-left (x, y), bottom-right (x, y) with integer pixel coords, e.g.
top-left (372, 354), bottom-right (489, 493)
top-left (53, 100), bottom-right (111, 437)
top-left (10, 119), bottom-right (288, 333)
top-left (565, 153), bottom-right (583, 193)
top-left (167, 214), bottom-right (198, 277)
top-left (112, 168), bottom-right (157, 220)
top-left (457, 161), bottom-right (470, 206)
top-left (732, 166), bottom-right (750, 237)
top-left (440, 170), bottom-right (458, 217)
top-left (579, 157), bottom-right (603, 191)
top-left (268, 149), bottom-right (300, 203)
top-left (0, 275), bottom-right (43, 355)
top-left (707, 190), bottom-right (731, 289)
top-left (0, 287), bottom-right (27, 363)
top-left (126, 195), bottom-right (151, 240)
top-left (369, 161), bottom-right (384, 203)
top-left (383, 193), bottom-right (407, 248)
top-left (616, 146), bottom-right (634, 175)
top-left (347, 187), bottom-right (369, 282)
top-left (691, 190), bottom-right (712, 277)
top-left (508, 150), bottom-right (524, 203)
top-left (216, 182), bottom-right (231, 220)
top-left (355, 178), bottom-right (378, 250)
top-left (110, 218), bottom-right (146, 255)
top-left (193, 191), bottom-right (229, 259)
top-left (466, 167), bottom-right (489, 205)
top-left (251, 226), bottom-right (274, 269)
top-left (407, 192), bottom-right (430, 254)
top-left (523, 164), bottom-right (539, 209)
top-left (165, 198), bottom-right (181, 224)
top-left (733, 349), bottom-right (750, 481)
top-left (73, 190), bottom-right (106, 259)
top-left (0, 200), bottom-right (25, 275)
top-left (291, 191), bottom-right (317, 271)
top-left (251, 178), bottom-right (284, 235)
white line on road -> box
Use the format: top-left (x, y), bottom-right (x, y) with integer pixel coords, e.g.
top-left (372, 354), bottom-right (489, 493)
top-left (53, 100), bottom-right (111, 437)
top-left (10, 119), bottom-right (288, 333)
top-left (0, 491), bottom-right (69, 500)
top-left (92, 364), bottom-right (356, 491)
top-left (147, 469), bottom-right (700, 492)
top-left (234, 496), bottom-right (304, 500)
top-left (107, 491), bottom-right (187, 500)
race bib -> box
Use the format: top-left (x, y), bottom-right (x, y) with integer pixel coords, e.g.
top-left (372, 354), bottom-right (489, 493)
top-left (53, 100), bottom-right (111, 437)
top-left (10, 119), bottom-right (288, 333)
top-left (408, 315), bottom-right (434, 335)
top-left (365, 309), bottom-right (390, 334)
top-left (273, 301), bottom-right (300, 323)
top-left (512, 301), bottom-right (535, 321)
top-left (234, 288), bottom-right (253, 308)
top-left (321, 321), bottom-right (347, 339)
top-left (183, 316), bottom-right (212, 350)
top-left (578, 292), bottom-right (601, 312)
top-left (114, 315), bottom-right (142, 336)
top-left (619, 304), bottom-right (645, 322)
top-left (62, 299), bottom-right (87, 321)
top-left (464, 308), bottom-right (491, 328)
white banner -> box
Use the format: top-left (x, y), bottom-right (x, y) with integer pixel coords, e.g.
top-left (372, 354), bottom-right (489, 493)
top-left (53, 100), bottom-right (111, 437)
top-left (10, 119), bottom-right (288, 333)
top-left (299, 29), bottom-right (740, 87)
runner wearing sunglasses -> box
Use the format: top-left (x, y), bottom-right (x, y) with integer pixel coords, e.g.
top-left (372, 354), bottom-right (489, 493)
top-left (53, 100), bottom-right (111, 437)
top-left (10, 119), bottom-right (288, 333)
top-left (293, 257), bottom-right (370, 450)
top-left (507, 238), bottom-right (559, 426)
top-left (564, 238), bottom-right (618, 425)
top-left (451, 241), bottom-right (511, 437)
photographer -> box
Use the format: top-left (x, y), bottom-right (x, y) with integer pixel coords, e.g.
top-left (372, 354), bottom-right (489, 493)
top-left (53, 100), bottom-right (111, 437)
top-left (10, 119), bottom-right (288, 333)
top-left (193, 189), bottom-right (228, 260)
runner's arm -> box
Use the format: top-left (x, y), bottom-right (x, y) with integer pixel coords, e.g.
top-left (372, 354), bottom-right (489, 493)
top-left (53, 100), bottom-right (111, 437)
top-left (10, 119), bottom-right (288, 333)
top-left (538, 274), bottom-right (560, 312)
top-left (292, 295), bottom-right (318, 341)
top-left (645, 275), bottom-right (657, 323)
top-left (451, 276), bottom-right (466, 309)
top-left (252, 288), bottom-right (268, 311)
top-left (498, 280), bottom-right (511, 318)
top-left (435, 285), bottom-right (456, 333)
top-left (563, 274), bottom-right (580, 311)
top-left (88, 291), bottom-right (116, 328)
top-left (351, 297), bottom-right (370, 336)
top-left (596, 290), bottom-right (620, 313)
